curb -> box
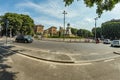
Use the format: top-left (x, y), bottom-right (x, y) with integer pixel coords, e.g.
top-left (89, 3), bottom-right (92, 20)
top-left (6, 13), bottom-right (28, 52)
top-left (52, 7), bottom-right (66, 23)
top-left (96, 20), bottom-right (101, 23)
top-left (113, 51), bottom-right (120, 55)
top-left (18, 52), bottom-right (74, 63)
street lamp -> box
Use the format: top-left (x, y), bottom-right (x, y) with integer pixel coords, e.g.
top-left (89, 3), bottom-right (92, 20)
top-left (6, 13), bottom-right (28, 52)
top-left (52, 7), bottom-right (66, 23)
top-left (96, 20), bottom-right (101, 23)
top-left (10, 27), bottom-right (12, 40)
top-left (0, 24), bottom-right (2, 37)
top-left (5, 19), bottom-right (9, 45)
top-left (0, 18), bottom-right (2, 37)
top-left (63, 10), bottom-right (67, 41)
top-left (94, 17), bottom-right (98, 42)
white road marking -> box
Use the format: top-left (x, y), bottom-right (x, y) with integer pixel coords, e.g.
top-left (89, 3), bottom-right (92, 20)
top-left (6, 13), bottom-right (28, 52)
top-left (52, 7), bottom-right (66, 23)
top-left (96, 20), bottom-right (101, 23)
top-left (104, 59), bottom-right (115, 62)
top-left (77, 63), bottom-right (92, 65)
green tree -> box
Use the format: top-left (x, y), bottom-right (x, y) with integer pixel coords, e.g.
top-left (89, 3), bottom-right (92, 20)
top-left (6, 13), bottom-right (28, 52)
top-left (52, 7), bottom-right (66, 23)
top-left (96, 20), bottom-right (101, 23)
top-left (20, 14), bottom-right (34, 35)
top-left (0, 13), bottom-right (34, 36)
top-left (92, 27), bottom-right (101, 38)
top-left (63, 0), bottom-right (120, 16)
top-left (71, 27), bottom-right (78, 35)
top-left (101, 19), bottom-right (120, 39)
top-left (77, 29), bottom-right (93, 38)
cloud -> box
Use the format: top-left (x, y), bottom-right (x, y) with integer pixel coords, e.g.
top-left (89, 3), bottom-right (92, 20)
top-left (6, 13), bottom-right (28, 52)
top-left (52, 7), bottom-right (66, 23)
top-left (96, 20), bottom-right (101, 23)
top-left (16, 0), bottom-right (81, 19)
top-left (84, 17), bottom-right (94, 23)
top-left (33, 16), bottom-right (62, 29)
top-left (16, 0), bottom-right (64, 19)
top-left (111, 3), bottom-right (120, 15)
top-left (15, 0), bottom-right (120, 31)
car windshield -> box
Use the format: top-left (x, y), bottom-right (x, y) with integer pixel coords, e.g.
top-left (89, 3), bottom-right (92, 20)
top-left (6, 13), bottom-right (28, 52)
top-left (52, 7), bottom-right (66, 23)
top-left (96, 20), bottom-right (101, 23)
top-left (24, 35), bottom-right (32, 39)
top-left (113, 41), bottom-right (119, 44)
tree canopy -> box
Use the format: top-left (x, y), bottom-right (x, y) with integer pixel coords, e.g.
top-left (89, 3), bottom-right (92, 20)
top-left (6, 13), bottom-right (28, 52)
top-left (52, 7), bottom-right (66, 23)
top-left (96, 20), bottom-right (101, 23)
top-left (71, 27), bottom-right (78, 35)
top-left (77, 29), bottom-right (93, 38)
top-left (0, 13), bottom-right (34, 36)
top-left (92, 27), bottom-right (101, 38)
top-left (101, 19), bottom-right (120, 39)
top-left (63, 0), bottom-right (120, 16)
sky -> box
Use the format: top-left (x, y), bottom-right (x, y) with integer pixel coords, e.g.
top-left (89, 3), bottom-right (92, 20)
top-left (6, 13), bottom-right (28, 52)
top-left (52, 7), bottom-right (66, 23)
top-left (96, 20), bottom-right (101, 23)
top-left (0, 0), bottom-right (120, 31)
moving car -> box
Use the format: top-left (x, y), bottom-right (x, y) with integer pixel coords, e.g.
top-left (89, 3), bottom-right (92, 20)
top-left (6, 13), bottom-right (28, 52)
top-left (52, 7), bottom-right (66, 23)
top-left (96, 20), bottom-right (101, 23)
top-left (111, 40), bottom-right (120, 47)
top-left (15, 35), bottom-right (33, 43)
top-left (103, 39), bottom-right (111, 44)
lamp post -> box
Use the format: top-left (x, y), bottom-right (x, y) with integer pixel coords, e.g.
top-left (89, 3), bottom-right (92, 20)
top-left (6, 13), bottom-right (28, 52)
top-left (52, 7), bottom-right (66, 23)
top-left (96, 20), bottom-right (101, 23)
top-left (0, 18), bottom-right (2, 37)
top-left (5, 19), bottom-right (9, 45)
top-left (63, 10), bottom-right (67, 41)
top-left (10, 27), bottom-right (12, 41)
top-left (0, 25), bottom-right (1, 37)
top-left (94, 17), bottom-right (98, 42)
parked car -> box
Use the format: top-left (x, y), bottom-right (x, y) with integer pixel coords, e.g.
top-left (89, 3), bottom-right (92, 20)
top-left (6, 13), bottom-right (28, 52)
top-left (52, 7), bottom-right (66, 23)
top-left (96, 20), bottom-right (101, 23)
top-left (15, 35), bottom-right (33, 43)
top-left (103, 39), bottom-right (111, 44)
top-left (111, 40), bottom-right (120, 47)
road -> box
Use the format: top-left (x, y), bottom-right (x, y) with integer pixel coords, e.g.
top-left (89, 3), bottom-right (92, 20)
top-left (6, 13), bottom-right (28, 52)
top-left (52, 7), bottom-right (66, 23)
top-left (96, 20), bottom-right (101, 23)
top-left (13, 39), bottom-right (120, 55)
top-left (0, 38), bottom-right (120, 80)
top-left (0, 47), bottom-right (120, 80)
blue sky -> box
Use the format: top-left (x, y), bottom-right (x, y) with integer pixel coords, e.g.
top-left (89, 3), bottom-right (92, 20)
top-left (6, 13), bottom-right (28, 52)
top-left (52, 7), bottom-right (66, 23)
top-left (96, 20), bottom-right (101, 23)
top-left (0, 0), bottom-right (120, 31)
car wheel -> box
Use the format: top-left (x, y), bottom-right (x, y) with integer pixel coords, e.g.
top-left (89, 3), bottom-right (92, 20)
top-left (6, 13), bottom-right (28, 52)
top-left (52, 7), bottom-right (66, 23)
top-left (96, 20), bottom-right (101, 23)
top-left (24, 40), bottom-right (28, 43)
top-left (111, 44), bottom-right (113, 47)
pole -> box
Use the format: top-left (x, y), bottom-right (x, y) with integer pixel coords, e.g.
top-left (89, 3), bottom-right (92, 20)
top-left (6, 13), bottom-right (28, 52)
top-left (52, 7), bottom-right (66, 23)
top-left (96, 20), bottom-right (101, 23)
top-left (6, 19), bottom-right (9, 45)
top-left (0, 24), bottom-right (1, 37)
top-left (63, 10), bottom-right (67, 41)
top-left (10, 28), bottom-right (12, 41)
top-left (94, 17), bottom-right (98, 42)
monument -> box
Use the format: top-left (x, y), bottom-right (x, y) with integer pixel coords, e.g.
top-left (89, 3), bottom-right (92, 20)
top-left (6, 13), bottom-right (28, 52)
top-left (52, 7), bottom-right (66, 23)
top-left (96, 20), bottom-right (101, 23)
top-left (66, 23), bottom-right (72, 37)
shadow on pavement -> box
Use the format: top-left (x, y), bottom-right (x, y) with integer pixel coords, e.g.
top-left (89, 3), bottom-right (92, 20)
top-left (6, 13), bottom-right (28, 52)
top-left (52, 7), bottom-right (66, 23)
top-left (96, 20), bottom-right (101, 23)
top-left (0, 45), bottom-right (20, 80)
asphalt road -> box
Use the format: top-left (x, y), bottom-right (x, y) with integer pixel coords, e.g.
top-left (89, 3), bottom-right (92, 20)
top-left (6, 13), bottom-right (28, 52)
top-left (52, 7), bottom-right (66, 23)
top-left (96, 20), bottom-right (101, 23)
top-left (13, 39), bottom-right (120, 55)
top-left (0, 38), bottom-right (120, 80)
top-left (0, 48), bottom-right (120, 80)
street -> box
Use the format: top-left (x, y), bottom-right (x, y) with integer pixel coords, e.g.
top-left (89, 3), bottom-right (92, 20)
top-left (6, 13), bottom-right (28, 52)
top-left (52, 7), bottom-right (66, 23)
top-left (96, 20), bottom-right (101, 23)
top-left (0, 38), bottom-right (120, 80)
top-left (13, 39), bottom-right (120, 55)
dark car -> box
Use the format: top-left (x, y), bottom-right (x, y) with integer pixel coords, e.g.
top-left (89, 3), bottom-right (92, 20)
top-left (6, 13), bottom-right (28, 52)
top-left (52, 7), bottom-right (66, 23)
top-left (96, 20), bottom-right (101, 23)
top-left (15, 35), bottom-right (33, 43)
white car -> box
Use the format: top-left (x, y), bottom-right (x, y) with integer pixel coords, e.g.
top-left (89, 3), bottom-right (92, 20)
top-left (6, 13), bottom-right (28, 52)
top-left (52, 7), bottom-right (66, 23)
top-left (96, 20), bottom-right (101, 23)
top-left (111, 40), bottom-right (120, 47)
top-left (103, 39), bottom-right (111, 44)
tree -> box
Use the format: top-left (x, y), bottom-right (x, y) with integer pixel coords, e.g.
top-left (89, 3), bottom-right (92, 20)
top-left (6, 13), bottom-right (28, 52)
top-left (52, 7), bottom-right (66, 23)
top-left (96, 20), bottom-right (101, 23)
top-left (71, 27), bottom-right (78, 35)
top-left (0, 13), bottom-right (34, 36)
top-left (101, 19), bottom-right (120, 39)
top-left (77, 29), bottom-right (93, 38)
top-left (92, 27), bottom-right (101, 38)
top-left (20, 14), bottom-right (34, 35)
top-left (63, 0), bottom-right (120, 16)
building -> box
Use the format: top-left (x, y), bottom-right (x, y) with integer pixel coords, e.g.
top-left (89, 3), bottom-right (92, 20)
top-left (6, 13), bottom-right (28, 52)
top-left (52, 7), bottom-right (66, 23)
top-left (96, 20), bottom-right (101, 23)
top-left (48, 26), bottom-right (57, 36)
top-left (34, 25), bottom-right (44, 34)
top-left (43, 29), bottom-right (49, 37)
